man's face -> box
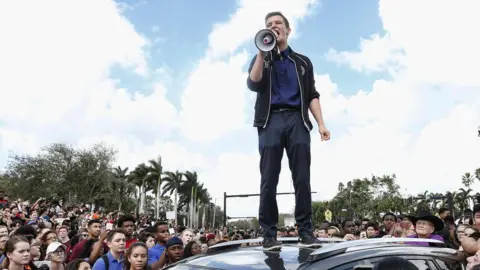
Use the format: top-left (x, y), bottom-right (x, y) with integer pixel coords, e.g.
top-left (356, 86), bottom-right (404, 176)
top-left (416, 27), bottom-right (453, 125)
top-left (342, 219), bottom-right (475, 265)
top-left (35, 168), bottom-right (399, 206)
top-left (441, 211), bottom-right (450, 219)
top-left (156, 225), bottom-right (170, 243)
top-left (265, 15), bottom-right (290, 44)
top-left (0, 227), bottom-right (8, 237)
top-left (366, 226), bottom-right (376, 237)
top-left (415, 220), bottom-right (434, 235)
top-left (58, 228), bottom-right (68, 238)
top-left (343, 221), bottom-right (355, 234)
top-left (88, 222), bottom-right (102, 237)
top-left (122, 221), bottom-right (135, 236)
top-left (167, 245), bottom-right (184, 263)
top-left (317, 230), bottom-right (327, 238)
top-left (108, 233), bottom-right (126, 253)
top-left (474, 212), bottom-right (480, 230)
top-left (383, 215), bottom-right (396, 230)
top-left (181, 230), bottom-right (193, 245)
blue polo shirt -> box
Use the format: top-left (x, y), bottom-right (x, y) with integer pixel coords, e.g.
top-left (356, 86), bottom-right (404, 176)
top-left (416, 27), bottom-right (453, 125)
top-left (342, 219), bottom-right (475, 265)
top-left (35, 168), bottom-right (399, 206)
top-left (147, 243), bottom-right (166, 265)
top-left (92, 251), bottom-right (124, 270)
top-left (271, 47), bottom-right (301, 109)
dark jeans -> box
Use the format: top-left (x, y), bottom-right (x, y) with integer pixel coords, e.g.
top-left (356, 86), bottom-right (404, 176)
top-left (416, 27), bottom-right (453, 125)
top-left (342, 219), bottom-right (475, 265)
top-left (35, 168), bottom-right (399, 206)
top-left (258, 111), bottom-right (313, 237)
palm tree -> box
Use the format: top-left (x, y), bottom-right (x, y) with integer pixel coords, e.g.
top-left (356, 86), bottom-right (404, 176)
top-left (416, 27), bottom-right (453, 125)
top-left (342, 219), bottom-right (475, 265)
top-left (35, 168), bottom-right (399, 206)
top-left (456, 188), bottom-right (473, 211)
top-left (129, 163), bottom-right (150, 215)
top-left (462, 172), bottom-right (475, 189)
top-left (179, 171), bottom-right (201, 227)
top-left (147, 157), bottom-right (163, 219)
top-left (112, 166), bottom-right (135, 211)
top-left (162, 170), bottom-right (184, 225)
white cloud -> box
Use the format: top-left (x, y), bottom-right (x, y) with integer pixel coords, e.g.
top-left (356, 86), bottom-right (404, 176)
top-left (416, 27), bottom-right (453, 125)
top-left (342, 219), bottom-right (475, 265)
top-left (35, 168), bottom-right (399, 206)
top-left (325, 34), bottom-right (406, 74)
top-left (0, 1), bottom-right (189, 174)
top-left (206, 0), bottom-right (318, 59)
top-left (178, 0), bottom-right (319, 144)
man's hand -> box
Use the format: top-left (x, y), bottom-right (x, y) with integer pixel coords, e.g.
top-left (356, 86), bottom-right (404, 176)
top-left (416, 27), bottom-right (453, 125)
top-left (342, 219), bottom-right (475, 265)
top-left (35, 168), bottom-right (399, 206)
top-left (319, 124), bottom-right (331, 141)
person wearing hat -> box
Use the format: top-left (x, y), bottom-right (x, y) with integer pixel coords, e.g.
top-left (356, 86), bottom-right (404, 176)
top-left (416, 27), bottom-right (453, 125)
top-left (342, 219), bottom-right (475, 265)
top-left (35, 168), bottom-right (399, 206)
top-left (45, 242), bottom-right (67, 270)
top-left (154, 236), bottom-right (184, 269)
top-left (407, 209), bottom-right (444, 246)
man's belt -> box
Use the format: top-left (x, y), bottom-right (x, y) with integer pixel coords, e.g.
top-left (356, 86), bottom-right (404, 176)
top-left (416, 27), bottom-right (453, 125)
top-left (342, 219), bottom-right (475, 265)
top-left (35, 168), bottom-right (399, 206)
top-left (271, 108), bottom-right (299, 113)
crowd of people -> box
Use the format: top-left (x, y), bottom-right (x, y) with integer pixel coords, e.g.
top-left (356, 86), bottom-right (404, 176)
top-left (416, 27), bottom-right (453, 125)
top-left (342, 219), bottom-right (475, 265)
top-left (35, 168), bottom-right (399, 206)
top-left (3, 194), bottom-right (480, 269)
top-left (0, 195), bottom-right (263, 270)
top-left (310, 207), bottom-right (480, 269)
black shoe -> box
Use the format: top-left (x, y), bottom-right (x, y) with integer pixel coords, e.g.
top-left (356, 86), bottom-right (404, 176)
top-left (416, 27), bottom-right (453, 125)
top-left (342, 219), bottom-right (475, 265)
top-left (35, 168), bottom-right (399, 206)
top-left (299, 233), bottom-right (322, 247)
top-left (262, 237), bottom-right (282, 251)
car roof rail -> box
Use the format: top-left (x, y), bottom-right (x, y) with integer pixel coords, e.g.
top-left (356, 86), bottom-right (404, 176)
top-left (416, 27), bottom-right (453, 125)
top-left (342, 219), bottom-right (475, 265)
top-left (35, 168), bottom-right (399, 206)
top-left (307, 238), bottom-right (446, 262)
top-left (208, 237), bottom-right (345, 252)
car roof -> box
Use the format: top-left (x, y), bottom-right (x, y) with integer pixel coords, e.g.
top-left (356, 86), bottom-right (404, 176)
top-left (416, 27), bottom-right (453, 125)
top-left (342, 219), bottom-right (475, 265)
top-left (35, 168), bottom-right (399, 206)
top-left (165, 237), bottom-right (343, 270)
top-left (168, 245), bottom-right (315, 270)
top-left (165, 237), bottom-right (463, 270)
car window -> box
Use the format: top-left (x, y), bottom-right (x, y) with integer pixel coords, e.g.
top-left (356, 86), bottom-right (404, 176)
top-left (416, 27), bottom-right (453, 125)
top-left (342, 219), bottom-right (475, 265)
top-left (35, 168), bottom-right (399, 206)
top-left (326, 258), bottom-right (436, 270)
top-left (435, 259), bottom-right (465, 270)
top-left (409, 259), bottom-right (433, 270)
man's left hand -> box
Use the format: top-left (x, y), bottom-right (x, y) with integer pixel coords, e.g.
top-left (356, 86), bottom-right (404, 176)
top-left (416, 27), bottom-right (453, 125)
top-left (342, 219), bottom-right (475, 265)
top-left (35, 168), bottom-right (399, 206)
top-left (319, 125), bottom-right (330, 141)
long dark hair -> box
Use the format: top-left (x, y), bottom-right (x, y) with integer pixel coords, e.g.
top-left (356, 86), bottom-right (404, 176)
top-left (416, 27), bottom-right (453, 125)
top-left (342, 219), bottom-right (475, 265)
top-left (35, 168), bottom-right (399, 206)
top-left (124, 242), bottom-right (149, 270)
top-left (66, 259), bottom-right (88, 270)
top-left (183, 241), bottom-right (199, 259)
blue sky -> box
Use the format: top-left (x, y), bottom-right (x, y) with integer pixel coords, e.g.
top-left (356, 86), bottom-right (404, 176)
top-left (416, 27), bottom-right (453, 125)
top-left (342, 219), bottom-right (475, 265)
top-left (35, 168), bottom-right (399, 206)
top-left (114, 0), bottom-right (385, 100)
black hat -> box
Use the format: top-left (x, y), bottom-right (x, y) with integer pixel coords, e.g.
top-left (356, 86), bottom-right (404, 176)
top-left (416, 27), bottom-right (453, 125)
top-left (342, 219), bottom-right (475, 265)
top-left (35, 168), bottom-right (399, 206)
top-left (414, 210), bottom-right (444, 231)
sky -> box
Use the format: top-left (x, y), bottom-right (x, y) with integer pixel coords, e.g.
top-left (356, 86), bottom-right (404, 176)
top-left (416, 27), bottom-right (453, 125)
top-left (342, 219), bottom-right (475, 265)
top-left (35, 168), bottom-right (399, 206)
top-left (1, 0), bottom-right (480, 219)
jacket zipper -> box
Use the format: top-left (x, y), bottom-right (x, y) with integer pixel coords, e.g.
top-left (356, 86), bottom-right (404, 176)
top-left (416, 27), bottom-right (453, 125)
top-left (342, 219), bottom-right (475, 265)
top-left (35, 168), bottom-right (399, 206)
top-left (287, 54), bottom-right (309, 130)
top-left (263, 51), bottom-right (273, 128)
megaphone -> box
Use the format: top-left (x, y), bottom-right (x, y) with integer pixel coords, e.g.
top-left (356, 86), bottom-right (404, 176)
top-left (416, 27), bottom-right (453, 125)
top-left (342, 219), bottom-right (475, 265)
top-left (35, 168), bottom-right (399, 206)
top-left (254, 29), bottom-right (277, 52)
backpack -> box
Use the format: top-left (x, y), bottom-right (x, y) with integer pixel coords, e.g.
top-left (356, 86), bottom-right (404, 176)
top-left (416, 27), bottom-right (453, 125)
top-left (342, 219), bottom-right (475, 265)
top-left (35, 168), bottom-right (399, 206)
top-left (101, 254), bottom-right (109, 270)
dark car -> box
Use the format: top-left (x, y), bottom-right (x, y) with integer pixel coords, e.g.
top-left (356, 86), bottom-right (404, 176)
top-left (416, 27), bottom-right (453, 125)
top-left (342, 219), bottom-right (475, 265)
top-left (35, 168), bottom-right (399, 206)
top-left (165, 237), bottom-right (466, 270)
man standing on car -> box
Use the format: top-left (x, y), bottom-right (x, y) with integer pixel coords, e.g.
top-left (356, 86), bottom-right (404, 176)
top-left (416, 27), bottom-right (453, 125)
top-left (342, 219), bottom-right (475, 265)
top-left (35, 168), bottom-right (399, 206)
top-left (247, 11), bottom-right (331, 251)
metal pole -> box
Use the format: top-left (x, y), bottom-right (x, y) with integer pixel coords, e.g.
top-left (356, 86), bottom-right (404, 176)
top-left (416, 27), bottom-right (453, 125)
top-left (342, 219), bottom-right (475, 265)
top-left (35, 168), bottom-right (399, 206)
top-left (223, 192), bottom-right (227, 227)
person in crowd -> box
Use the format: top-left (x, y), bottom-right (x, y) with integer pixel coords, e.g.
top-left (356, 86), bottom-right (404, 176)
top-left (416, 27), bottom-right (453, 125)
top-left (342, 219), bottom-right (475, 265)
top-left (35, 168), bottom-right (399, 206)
top-left (0, 235), bottom-right (9, 256)
top-left (57, 226), bottom-right (71, 250)
top-left (65, 259), bottom-right (91, 270)
top-left (69, 220), bottom-right (108, 264)
top-left (92, 229), bottom-right (126, 270)
top-left (157, 236), bottom-right (184, 268)
top-left (124, 242), bottom-right (149, 270)
top-left (137, 232), bottom-right (155, 249)
top-left (116, 215), bottom-right (137, 249)
top-left (180, 229), bottom-right (193, 246)
top-left (147, 222), bottom-right (170, 270)
top-left (365, 222), bottom-right (378, 238)
top-left (407, 210), bottom-right (444, 245)
top-left (45, 242), bottom-right (67, 270)
top-left (342, 220), bottom-right (356, 240)
top-left (182, 241), bottom-right (201, 259)
top-left (375, 213), bottom-right (397, 238)
top-left (39, 230), bottom-right (58, 260)
top-left (389, 221), bottom-right (416, 238)
top-left (2, 236), bottom-right (31, 270)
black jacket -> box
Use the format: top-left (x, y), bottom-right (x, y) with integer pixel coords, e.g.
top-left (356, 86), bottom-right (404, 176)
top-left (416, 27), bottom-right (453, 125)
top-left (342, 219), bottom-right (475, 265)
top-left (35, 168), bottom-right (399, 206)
top-left (246, 48), bottom-right (320, 129)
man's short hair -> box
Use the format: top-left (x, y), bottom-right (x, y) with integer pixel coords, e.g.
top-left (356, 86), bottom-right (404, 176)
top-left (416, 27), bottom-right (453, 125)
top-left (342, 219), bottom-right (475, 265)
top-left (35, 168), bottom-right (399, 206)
top-left (438, 207), bottom-right (449, 215)
top-left (265, 12), bottom-right (290, 28)
top-left (106, 228), bottom-right (125, 242)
